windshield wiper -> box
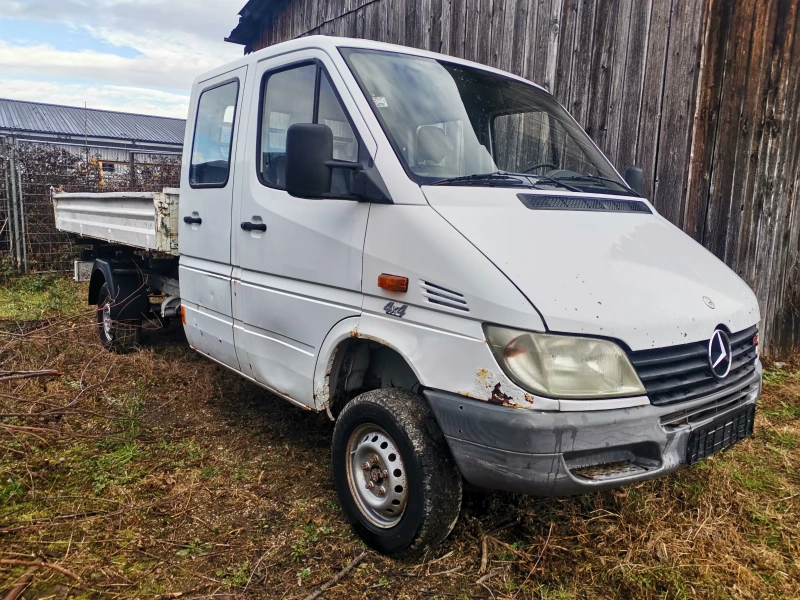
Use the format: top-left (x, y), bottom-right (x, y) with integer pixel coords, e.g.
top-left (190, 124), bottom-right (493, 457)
top-left (430, 172), bottom-right (529, 187)
top-left (550, 173), bottom-right (636, 195)
top-left (521, 174), bottom-right (583, 193)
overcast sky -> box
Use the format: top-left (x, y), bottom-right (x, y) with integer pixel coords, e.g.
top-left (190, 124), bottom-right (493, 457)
top-left (0, 0), bottom-right (246, 119)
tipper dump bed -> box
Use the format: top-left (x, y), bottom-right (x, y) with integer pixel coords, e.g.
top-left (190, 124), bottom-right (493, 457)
top-left (53, 188), bottom-right (180, 255)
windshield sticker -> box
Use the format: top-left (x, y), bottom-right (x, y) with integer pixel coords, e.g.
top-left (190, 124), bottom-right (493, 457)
top-left (371, 95), bottom-right (388, 108)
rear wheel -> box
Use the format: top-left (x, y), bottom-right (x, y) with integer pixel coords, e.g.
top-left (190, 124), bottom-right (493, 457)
top-left (332, 388), bottom-right (462, 558)
top-left (97, 282), bottom-right (141, 352)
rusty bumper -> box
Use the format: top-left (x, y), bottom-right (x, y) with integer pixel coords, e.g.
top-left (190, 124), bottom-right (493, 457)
top-left (424, 365), bottom-right (762, 496)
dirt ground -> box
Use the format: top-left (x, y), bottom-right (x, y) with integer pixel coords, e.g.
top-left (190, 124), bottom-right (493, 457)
top-left (1, 276), bottom-right (799, 599)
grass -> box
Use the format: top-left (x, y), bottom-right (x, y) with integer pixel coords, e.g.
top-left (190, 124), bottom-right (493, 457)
top-left (1, 275), bottom-right (799, 599)
top-left (0, 273), bottom-right (87, 320)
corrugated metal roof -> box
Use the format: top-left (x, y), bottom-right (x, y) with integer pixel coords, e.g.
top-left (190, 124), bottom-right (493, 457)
top-left (0, 98), bottom-right (186, 146)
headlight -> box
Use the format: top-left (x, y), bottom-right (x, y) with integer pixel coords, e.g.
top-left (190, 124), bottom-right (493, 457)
top-left (483, 325), bottom-right (644, 399)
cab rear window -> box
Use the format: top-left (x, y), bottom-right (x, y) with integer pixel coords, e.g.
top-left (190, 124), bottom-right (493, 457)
top-left (189, 80), bottom-right (239, 187)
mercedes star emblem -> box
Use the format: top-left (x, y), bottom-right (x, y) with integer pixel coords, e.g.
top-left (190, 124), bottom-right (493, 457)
top-left (708, 329), bottom-right (732, 379)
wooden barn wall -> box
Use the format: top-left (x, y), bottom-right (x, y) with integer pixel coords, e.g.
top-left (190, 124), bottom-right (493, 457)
top-left (246, 0), bottom-right (800, 357)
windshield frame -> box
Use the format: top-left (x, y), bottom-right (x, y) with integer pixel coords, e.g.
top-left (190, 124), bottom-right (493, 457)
top-left (338, 46), bottom-right (630, 193)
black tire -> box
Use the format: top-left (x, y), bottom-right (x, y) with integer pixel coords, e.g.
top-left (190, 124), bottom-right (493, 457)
top-left (97, 282), bottom-right (141, 352)
top-left (332, 388), bottom-right (462, 558)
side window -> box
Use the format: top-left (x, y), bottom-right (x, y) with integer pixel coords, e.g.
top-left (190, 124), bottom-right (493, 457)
top-left (190, 80), bottom-right (239, 187)
top-left (260, 64), bottom-right (316, 188)
top-left (318, 72), bottom-right (358, 162)
top-left (258, 63), bottom-right (361, 192)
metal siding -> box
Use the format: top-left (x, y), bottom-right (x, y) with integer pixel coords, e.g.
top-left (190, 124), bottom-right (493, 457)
top-left (0, 98), bottom-right (186, 146)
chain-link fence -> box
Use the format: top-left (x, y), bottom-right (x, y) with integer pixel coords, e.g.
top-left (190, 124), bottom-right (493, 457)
top-left (1, 137), bottom-right (181, 274)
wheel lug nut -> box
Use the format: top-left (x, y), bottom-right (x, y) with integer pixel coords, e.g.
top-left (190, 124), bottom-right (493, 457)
top-left (366, 481), bottom-right (374, 490)
top-left (362, 462), bottom-right (370, 471)
top-left (376, 486), bottom-right (386, 497)
top-left (369, 454), bottom-right (379, 465)
top-left (381, 470), bottom-right (388, 479)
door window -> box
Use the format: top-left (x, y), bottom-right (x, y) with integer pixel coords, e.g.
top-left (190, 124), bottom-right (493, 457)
top-left (258, 63), bottom-right (360, 192)
top-left (318, 72), bottom-right (358, 162)
top-left (189, 80), bottom-right (239, 187)
top-left (259, 64), bottom-right (316, 188)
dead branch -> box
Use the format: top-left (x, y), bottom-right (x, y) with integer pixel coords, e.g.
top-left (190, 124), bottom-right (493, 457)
top-left (301, 551), bottom-right (367, 600)
top-left (2, 566), bottom-right (38, 600)
top-left (0, 559), bottom-right (80, 582)
top-left (0, 370), bottom-right (62, 382)
top-left (479, 527), bottom-right (488, 575)
top-left (475, 568), bottom-right (503, 586)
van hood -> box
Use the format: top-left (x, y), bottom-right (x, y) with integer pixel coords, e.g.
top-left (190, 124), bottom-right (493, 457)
top-left (422, 187), bottom-right (760, 352)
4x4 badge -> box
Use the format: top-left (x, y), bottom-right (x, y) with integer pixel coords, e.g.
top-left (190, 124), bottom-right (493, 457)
top-left (383, 301), bottom-right (408, 318)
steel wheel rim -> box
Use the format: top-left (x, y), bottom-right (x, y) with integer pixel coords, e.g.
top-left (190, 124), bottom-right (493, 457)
top-left (102, 302), bottom-right (113, 340)
top-left (345, 423), bottom-right (408, 528)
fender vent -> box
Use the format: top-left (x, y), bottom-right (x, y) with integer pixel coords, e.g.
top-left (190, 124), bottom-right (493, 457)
top-left (420, 281), bottom-right (469, 312)
top-left (517, 194), bottom-right (652, 214)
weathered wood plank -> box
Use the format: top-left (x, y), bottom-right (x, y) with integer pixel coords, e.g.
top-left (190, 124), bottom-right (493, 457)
top-left (733, 0), bottom-right (779, 284)
top-left (530, 0), bottom-right (553, 85)
top-left (448, 0), bottom-right (468, 57)
top-left (475, 0), bottom-right (495, 65)
top-left (652, 0), bottom-right (705, 224)
top-left (701, 0), bottom-right (758, 259)
top-left (510, 0), bottom-right (533, 76)
top-left (438, 0), bottom-right (451, 53)
top-left (682, 0), bottom-right (732, 242)
top-left (584, 0), bottom-right (620, 150)
top-left (567, 0), bottom-right (597, 124)
top-left (521, 0), bottom-right (540, 81)
top-left (542, 0), bottom-right (564, 91)
top-left (603, 0), bottom-right (633, 165)
top-left (464, 0), bottom-right (482, 61)
top-left (553, 0), bottom-right (579, 104)
top-left (758, 0), bottom-right (799, 351)
top-left (634, 0), bottom-right (672, 200)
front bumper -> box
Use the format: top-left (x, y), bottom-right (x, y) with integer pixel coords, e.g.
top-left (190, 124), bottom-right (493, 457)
top-left (424, 362), bottom-right (762, 496)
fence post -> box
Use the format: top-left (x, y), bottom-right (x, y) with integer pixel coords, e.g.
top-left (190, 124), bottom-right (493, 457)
top-left (2, 145), bottom-right (15, 267)
top-left (8, 142), bottom-right (22, 273)
top-left (14, 140), bottom-right (28, 273)
top-left (129, 151), bottom-right (136, 189)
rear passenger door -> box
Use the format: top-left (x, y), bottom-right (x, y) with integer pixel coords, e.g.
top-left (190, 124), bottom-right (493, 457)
top-left (232, 52), bottom-right (374, 407)
top-left (179, 67), bottom-right (247, 369)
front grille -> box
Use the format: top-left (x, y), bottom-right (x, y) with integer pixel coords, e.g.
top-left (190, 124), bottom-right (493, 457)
top-left (659, 379), bottom-right (758, 428)
top-left (629, 326), bottom-right (758, 406)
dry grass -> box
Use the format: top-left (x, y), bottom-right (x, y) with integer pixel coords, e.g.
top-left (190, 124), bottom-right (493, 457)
top-left (1, 276), bottom-right (798, 599)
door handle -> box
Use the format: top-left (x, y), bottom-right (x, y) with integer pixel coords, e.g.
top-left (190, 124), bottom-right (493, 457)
top-left (240, 222), bottom-right (267, 232)
top-left (183, 216), bottom-right (202, 225)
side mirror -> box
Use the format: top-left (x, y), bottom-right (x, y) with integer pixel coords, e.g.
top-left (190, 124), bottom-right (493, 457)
top-left (624, 166), bottom-right (644, 196)
top-left (286, 123), bottom-right (333, 198)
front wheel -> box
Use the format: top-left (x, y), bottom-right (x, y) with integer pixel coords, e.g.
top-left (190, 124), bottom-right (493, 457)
top-left (331, 388), bottom-right (462, 558)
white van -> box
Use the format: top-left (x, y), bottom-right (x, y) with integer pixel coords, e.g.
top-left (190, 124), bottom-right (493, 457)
top-left (55, 36), bottom-right (762, 557)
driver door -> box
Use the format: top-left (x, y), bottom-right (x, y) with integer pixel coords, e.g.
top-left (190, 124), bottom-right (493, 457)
top-left (232, 51), bottom-right (376, 407)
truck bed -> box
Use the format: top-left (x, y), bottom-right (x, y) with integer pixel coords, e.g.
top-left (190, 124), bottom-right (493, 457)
top-left (53, 188), bottom-right (180, 255)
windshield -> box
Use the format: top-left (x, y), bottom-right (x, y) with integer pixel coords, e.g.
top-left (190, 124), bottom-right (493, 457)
top-left (340, 48), bottom-right (632, 195)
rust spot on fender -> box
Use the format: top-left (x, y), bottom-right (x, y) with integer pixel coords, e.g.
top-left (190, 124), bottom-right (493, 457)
top-left (349, 328), bottom-right (389, 345)
top-left (488, 383), bottom-right (514, 406)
